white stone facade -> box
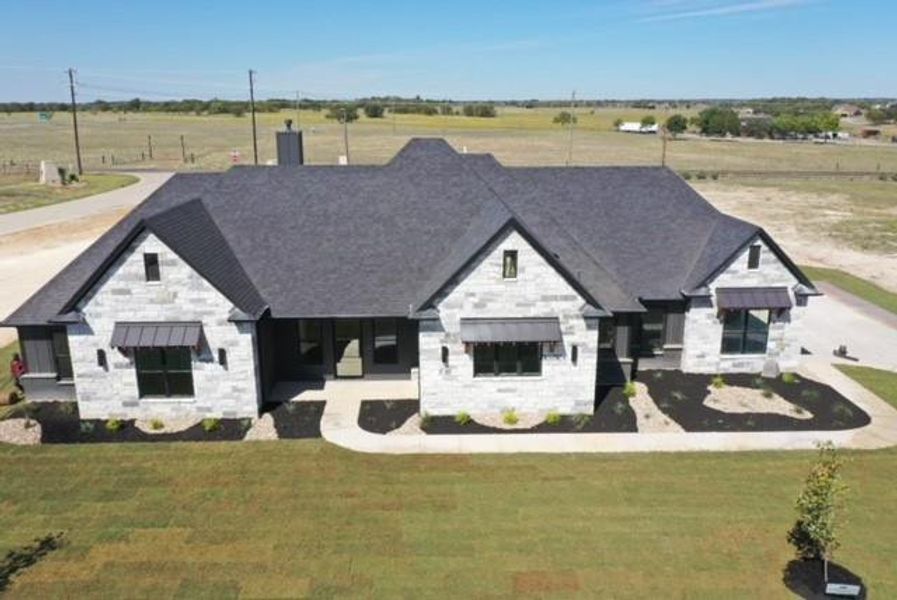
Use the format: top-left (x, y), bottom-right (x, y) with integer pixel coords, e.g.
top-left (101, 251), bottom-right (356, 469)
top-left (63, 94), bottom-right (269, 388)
top-left (68, 231), bottom-right (260, 419)
top-left (419, 229), bottom-right (598, 416)
top-left (680, 238), bottom-right (806, 374)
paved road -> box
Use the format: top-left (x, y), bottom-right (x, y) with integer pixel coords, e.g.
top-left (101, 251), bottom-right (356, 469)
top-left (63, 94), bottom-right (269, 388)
top-left (0, 171), bottom-right (173, 236)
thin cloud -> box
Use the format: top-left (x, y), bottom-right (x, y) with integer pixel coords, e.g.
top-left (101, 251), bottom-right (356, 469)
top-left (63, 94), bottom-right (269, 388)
top-left (640, 0), bottom-right (808, 22)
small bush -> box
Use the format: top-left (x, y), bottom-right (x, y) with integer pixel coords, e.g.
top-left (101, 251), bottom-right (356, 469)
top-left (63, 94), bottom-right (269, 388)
top-left (781, 372), bottom-right (799, 385)
top-left (891, 174), bottom-right (897, 182)
top-left (752, 377), bottom-right (765, 388)
top-left (201, 418), bottom-right (220, 433)
top-left (419, 412), bottom-right (432, 430)
top-left (670, 390), bottom-right (686, 402)
top-left (150, 419), bottom-right (164, 431)
top-left (454, 412), bottom-right (471, 426)
top-left (545, 411), bottom-right (562, 426)
top-left (104, 419), bottom-right (124, 433)
top-left (502, 409), bottom-right (519, 426)
top-left (59, 402), bottom-right (77, 416)
top-left (651, 371), bottom-right (664, 380)
top-left (711, 375), bottom-right (726, 389)
top-left (612, 401), bottom-right (627, 416)
top-left (383, 400), bottom-right (395, 410)
top-left (622, 382), bottom-right (637, 398)
top-left (710, 172), bottom-right (719, 180)
top-left (879, 174), bottom-right (888, 181)
top-left (793, 406), bottom-right (806, 416)
top-left (572, 413), bottom-right (592, 430)
top-left (761, 387), bottom-right (774, 399)
top-left (240, 418), bottom-right (253, 430)
top-left (681, 172), bottom-right (692, 180)
top-left (832, 403), bottom-right (854, 419)
top-left (696, 172), bottom-right (707, 180)
top-left (79, 421), bottom-right (94, 434)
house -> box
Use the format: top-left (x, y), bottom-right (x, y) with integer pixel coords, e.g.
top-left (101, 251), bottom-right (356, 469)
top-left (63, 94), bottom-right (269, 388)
top-left (833, 104), bottom-right (863, 118)
top-left (2, 138), bottom-right (819, 419)
top-left (617, 121), bottom-right (659, 134)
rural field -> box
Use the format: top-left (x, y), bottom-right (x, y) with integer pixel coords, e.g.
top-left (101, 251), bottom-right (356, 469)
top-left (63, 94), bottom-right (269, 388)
top-left (0, 441), bottom-right (896, 598)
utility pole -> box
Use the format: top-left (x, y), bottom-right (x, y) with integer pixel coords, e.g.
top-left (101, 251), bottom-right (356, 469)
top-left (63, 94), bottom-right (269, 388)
top-left (565, 90), bottom-right (576, 166)
top-left (342, 108), bottom-right (351, 164)
top-left (180, 135), bottom-right (187, 163)
top-left (147, 134), bottom-right (153, 160)
top-left (295, 91), bottom-right (301, 130)
top-left (248, 69), bottom-right (258, 165)
top-left (392, 100), bottom-right (397, 135)
top-left (67, 68), bottom-right (83, 175)
top-left (660, 126), bottom-right (668, 167)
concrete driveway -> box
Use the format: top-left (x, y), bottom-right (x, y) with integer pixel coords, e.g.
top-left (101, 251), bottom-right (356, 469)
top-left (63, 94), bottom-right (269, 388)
top-left (0, 171), bottom-right (173, 237)
top-left (801, 283), bottom-right (897, 371)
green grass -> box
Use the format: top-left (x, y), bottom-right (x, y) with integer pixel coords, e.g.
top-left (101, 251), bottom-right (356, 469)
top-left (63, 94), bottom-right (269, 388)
top-left (0, 340), bottom-right (21, 405)
top-left (802, 265), bottom-right (897, 315)
top-left (0, 173), bottom-right (138, 214)
top-left (0, 441), bottom-right (895, 597)
top-left (836, 365), bottom-right (897, 409)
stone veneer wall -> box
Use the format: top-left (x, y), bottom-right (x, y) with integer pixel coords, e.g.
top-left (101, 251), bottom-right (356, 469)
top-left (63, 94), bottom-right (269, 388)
top-left (681, 238), bottom-right (806, 374)
top-left (419, 229), bottom-right (599, 415)
top-left (68, 232), bottom-right (260, 419)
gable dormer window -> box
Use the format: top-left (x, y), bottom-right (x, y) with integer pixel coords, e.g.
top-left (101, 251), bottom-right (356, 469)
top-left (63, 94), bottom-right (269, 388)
top-left (747, 245), bottom-right (761, 270)
top-left (502, 250), bottom-right (518, 279)
top-left (143, 253), bottom-right (160, 282)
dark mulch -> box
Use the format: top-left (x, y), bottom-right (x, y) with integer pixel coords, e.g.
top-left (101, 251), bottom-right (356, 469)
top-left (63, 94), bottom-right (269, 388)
top-left (357, 399), bottom-right (419, 434)
top-left (260, 401), bottom-right (324, 439)
top-left (357, 388), bottom-right (637, 435)
top-left (640, 370), bottom-right (870, 432)
top-left (782, 559), bottom-right (865, 599)
top-left (18, 402), bottom-right (251, 444)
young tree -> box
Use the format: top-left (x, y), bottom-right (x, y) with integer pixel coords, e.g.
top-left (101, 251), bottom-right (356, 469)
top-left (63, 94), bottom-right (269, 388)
top-left (553, 111), bottom-right (578, 125)
top-left (326, 104), bottom-right (358, 123)
top-left (665, 114), bottom-right (688, 136)
top-left (787, 443), bottom-right (848, 574)
top-left (640, 115), bottom-right (656, 127)
top-left (695, 107), bottom-right (741, 136)
top-left (363, 104), bottom-right (385, 118)
top-left (613, 118), bottom-right (624, 129)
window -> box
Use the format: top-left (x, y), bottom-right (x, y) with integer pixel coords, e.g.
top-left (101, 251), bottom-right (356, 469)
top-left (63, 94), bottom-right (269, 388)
top-left (143, 253), bottom-right (160, 282)
top-left (298, 320), bottom-right (323, 365)
top-left (218, 348), bottom-right (228, 369)
top-left (502, 250), bottom-right (518, 279)
top-left (721, 309), bottom-right (770, 355)
top-left (135, 347), bottom-right (194, 397)
top-left (373, 319), bottom-right (398, 364)
top-left (51, 330), bottom-right (73, 381)
top-left (640, 310), bottom-right (666, 355)
top-left (747, 245), bottom-right (761, 270)
top-left (598, 318), bottom-right (616, 350)
top-left (97, 349), bottom-right (107, 370)
top-left (441, 346), bottom-right (449, 366)
top-left (571, 344), bottom-right (579, 365)
top-left (473, 342), bottom-right (541, 377)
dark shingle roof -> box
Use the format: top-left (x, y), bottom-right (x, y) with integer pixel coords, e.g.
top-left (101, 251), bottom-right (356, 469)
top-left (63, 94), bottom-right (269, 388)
top-left (2, 138), bottom-right (809, 326)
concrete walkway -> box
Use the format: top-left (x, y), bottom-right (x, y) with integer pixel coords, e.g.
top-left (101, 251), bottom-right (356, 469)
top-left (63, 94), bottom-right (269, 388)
top-left (291, 362), bottom-right (897, 455)
top-left (0, 171), bottom-right (173, 236)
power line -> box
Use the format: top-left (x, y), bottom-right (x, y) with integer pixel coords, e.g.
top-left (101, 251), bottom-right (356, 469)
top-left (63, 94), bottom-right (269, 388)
top-left (68, 68), bottom-right (83, 175)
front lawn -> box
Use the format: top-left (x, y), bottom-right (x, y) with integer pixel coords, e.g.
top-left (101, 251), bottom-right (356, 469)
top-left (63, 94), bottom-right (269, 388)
top-left (0, 442), bottom-right (895, 597)
top-left (801, 265), bottom-right (897, 317)
top-left (836, 364), bottom-right (897, 409)
top-left (0, 173), bottom-right (138, 214)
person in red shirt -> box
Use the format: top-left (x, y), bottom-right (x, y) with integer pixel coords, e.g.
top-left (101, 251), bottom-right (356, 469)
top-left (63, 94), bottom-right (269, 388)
top-left (10, 353), bottom-right (26, 393)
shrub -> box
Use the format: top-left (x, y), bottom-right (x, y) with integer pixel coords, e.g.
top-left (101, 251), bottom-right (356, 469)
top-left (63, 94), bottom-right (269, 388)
top-left (104, 419), bottom-right (124, 433)
top-left (622, 382), bottom-right (637, 399)
top-left (801, 389), bottom-right (821, 400)
top-left (240, 418), bottom-right (253, 430)
top-left (572, 413), bottom-right (592, 430)
top-left (782, 372), bottom-right (800, 385)
top-left (150, 419), bottom-right (164, 431)
top-left (79, 421), bottom-right (95, 434)
top-left (651, 371), bottom-right (664, 380)
top-left (696, 172), bottom-right (707, 180)
top-left (711, 375), bottom-right (726, 389)
top-left (419, 412), bottom-right (432, 430)
top-left (201, 418), bottom-right (220, 433)
top-left (891, 174), bottom-right (897, 182)
top-left (59, 402), bottom-right (77, 415)
top-left (832, 403), bottom-right (854, 419)
top-left (681, 172), bottom-right (692, 180)
top-left (363, 103), bottom-right (385, 118)
top-left (545, 411), bottom-right (562, 426)
top-left (612, 401), bottom-right (627, 416)
top-left (761, 387), bottom-right (775, 399)
top-left (670, 390), bottom-right (686, 402)
top-left (752, 377), bottom-right (765, 388)
top-left (454, 412), bottom-right (471, 426)
top-left (502, 409), bottom-right (519, 426)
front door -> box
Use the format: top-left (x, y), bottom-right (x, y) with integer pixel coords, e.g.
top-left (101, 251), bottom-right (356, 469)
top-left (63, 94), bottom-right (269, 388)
top-left (334, 320), bottom-right (363, 377)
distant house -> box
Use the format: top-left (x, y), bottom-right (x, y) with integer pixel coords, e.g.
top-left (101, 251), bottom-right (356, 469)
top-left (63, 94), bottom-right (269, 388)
top-left (617, 122), bottom-right (659, 134)
top-left (833, 104), bottom-right (863, 118)
top-left (860, 128), bottom-right (881, 139)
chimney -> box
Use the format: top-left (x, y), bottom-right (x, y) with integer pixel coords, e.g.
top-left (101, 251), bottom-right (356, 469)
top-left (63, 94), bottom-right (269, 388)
top-left (276, 119), bottom-right (304, 166)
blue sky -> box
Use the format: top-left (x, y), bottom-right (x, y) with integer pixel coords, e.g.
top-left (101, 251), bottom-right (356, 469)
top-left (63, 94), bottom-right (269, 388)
top-left (1, 0), bottom-right (894, 101)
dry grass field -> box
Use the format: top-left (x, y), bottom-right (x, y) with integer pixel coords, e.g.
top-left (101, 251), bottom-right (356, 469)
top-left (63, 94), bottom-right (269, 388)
top-left (3, 106), bottom-right (897, 172)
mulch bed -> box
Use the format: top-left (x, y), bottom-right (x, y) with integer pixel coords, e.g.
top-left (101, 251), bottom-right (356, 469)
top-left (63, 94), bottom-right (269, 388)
top-left (260, 401), bottom-right (324, 439)
top-left (357, 387), bottom-right (637, 435)
top-left (357, 399), bottom-right (419, 434)
top-left (640, 370), bottom-right (870, 432)
top-left (20, 402), bottom-right (250, 444)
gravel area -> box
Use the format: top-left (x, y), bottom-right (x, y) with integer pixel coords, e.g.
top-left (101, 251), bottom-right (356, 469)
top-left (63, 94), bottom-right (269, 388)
top-left (388, 413), bottom-right (425, 436)
top-left (0, 418), bottom-right (42, 445)
top-left (629, 383), bottom-right (685, 433)
top-left (243, 413), bottom-right (279, 441)
top-left (704, 385), bottom-right (813, 420)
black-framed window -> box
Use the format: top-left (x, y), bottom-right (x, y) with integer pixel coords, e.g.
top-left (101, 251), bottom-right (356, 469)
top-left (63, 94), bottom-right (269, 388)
top-left (721, 309), bottom-right (770, 355)
top-left (143, 253), bottom-right (160, 282)
top-left (135, 347), bottom-right (194, 397)
top-left (51, 330), bottom-right (73, 381)
top-left (502, 250), bottom-right (518, 279)
top-left (373, 318), bottom-right (398, 364)
top-left (747, 245), bottom-right (761, 270)
top-left (640, 310), bottom-right (666, 355)
top-left (298, 320), bottom-right (324, 365)
top-left (473, 342), bottom-right (541, 377)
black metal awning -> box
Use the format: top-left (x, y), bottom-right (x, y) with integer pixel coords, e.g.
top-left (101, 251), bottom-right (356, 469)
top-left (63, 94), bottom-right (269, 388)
top-left (111, 322), bottom-right (203, 348)
top-left (459, 318), bottom-right (562, 343)
top-left (716, 287), bottom-right (792, 310)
